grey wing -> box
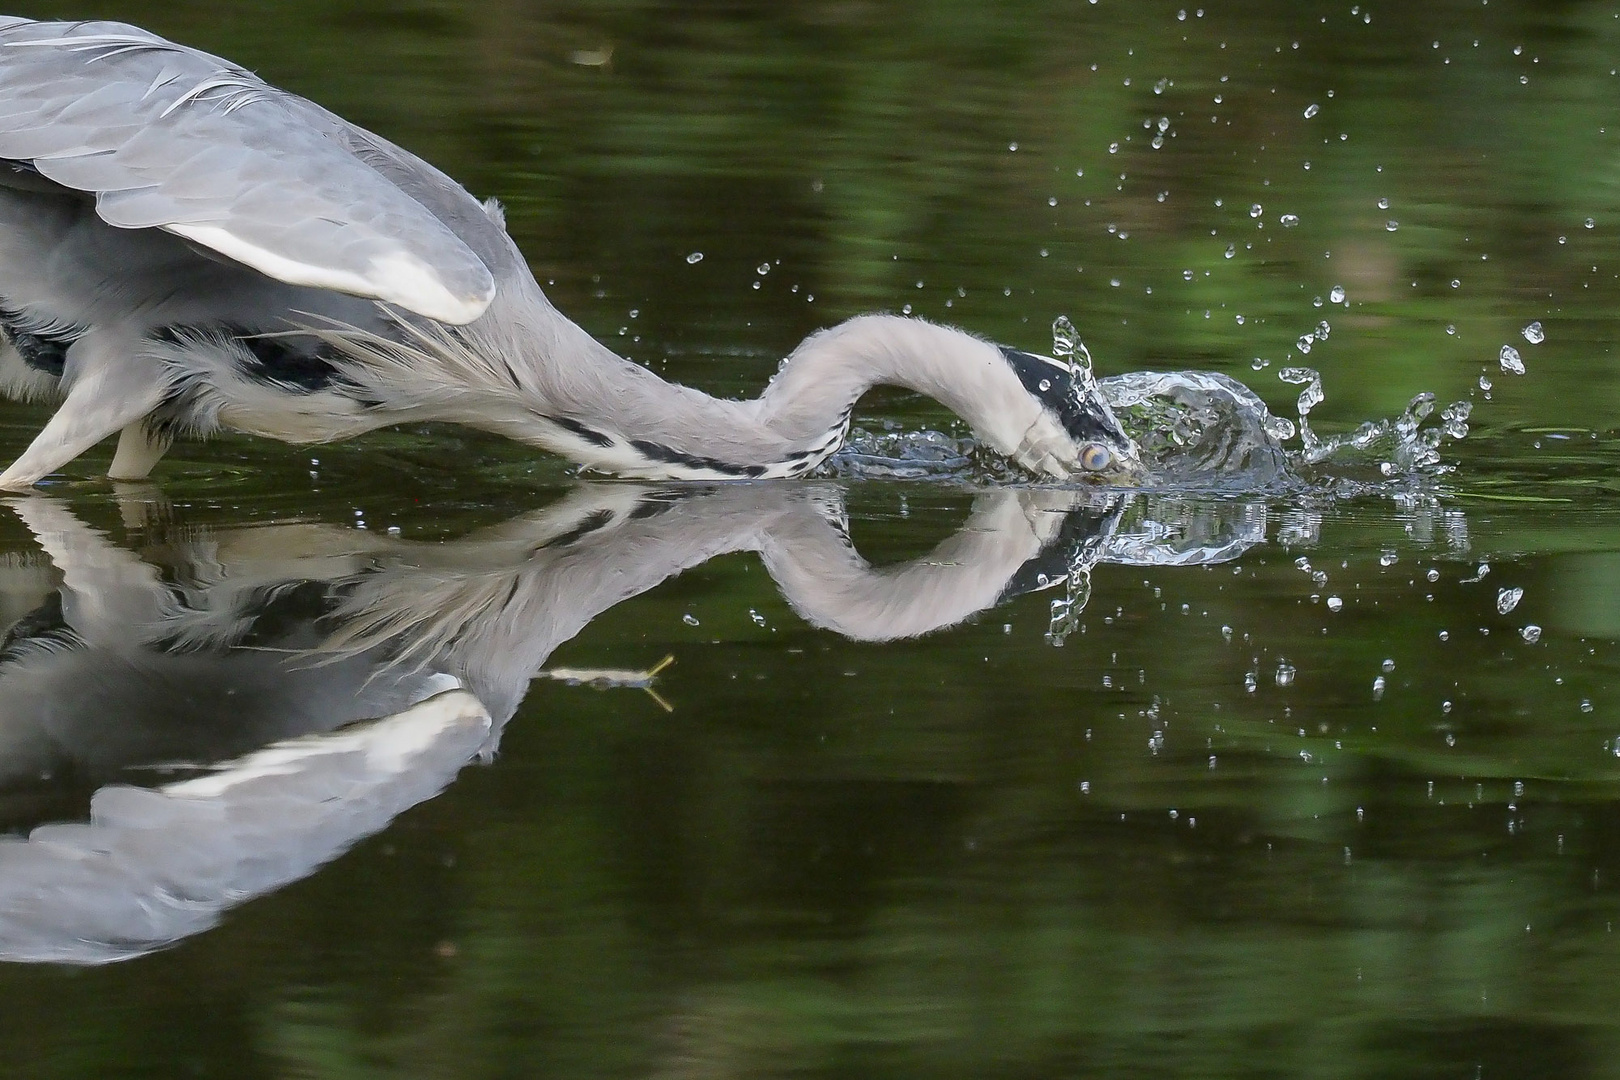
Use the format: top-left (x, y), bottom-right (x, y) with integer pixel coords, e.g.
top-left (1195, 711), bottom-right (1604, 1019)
top-left (0, 18), bottom-right (504, 324)
top-left (0, 691), bottom-right (491, 964)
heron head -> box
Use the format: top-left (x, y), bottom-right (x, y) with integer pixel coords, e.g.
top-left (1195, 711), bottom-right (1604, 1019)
top-left (998, 346), bottom-right (1146, 483)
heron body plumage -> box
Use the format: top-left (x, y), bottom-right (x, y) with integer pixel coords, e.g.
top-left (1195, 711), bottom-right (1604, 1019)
top-left (0, 16), bottom-right (1143, 488)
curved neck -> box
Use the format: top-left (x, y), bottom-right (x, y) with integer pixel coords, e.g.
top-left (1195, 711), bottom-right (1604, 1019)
top-left (470, 299), bottom-right (1043, 479)
top-left (356, 277), bottom-right (1048, 479)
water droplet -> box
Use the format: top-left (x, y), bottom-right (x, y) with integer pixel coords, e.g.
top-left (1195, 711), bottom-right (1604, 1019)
top-left (1586, 217), bottom-right (1596, 229)
top-left (1280, 213), bottom-right (1300, 227)
top-left (685, 252), bottom-right (704, 264)
top-left (1522, 321), bottom-right (1545, 344)
top-left (1580, 699), bottom-right (1594, 713)
top-left (1304, 103), bottom-right (1320, 118)
top-left (1499, 344), bottom-right (1526, 375)
top-left (1108, 142), bottom-right (1120, 154)
top-left (1377, 197), bottom-right (1390, 210)
top-left (682, 613), bottom-right (700, 626)
top-left (1497, 587), bottom-right (1524, 614)
top-left (1372, 675), bottom-right (1386, 700)
top-left (1251, 357), bottom-right (1270, 370)
top-left (1327, 596), bottom-right (1343, 612)
top-left (1183, 269), bottom-right (1194, 280)
top-left (1521, 624), bottom-right (1542, 643)
top-left (1427, 569), bottom-right (1441, 583)
top-left (1249, 203), bottom-right (1263, 218)
top-left (757, 262), bottom-right (771, 275)
top-left (1048, 196), bottom-right (1059, 207)
top-left (1225, 243), bottom-right (1237, 258)
top-left (1038, 378), bottom-right (1052, 392)
top-left (1008, 141), bottom-right (1019, 151)
top-left (1385, 220), bottom-right (1399, 232)
top-left (1330, 285), bottom-right (1347, 303)
top-left (1275, 662), bottom-right (1297, 685)
top-left (1296, 335), bottom-right (1314, 354)
top-left (1154, 78), bottom-right (1168, 94)
top-left (1479, 374), bottom-right (1493, 391)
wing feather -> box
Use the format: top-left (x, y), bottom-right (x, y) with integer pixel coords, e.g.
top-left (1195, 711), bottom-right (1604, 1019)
top-left (0, 19), bottom-right (501, 324)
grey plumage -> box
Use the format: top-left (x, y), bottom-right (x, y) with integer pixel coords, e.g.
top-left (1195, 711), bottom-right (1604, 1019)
top-left (0, 17), bottom-right (1144, 488)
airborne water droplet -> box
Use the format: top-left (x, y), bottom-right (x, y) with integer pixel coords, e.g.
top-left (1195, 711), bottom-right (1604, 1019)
top-left (686, 252), bottom-right (704, 264)
top-left (1521, 624), bottom-right (1542, 643)
top-left (1497, 587), bottom-right (1524, 614)
top-left (1522, 321), bottom-right (1545, 344)
top-left (1329, 285), bottom-right (1347, 303)
top-left (1038, 378), bottom-right (1052, 392)
top-left (1499, 344), bottom-right (1526, 375)
top-left (1225, 243), bottom-right (1237, 258)
top-left (1249, 203), bottom-right (1263, 218)
top-left (1304, 103), bottom-right (1320, 118)
top-left (1280, 213), bottom-right (1300, 227)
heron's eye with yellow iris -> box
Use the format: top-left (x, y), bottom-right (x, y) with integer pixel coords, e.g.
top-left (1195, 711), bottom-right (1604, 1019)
top-left (1080, 444), bottom-right (1112, 471)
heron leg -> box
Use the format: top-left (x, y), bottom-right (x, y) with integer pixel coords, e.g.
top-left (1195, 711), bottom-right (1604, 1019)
top-left (108, 421), bottom-right (171, 481)
top-left (0, 335), bottom-right (165, 490)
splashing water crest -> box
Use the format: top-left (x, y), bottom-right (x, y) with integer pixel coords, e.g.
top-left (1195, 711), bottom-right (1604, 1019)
top-left (825, 313), bottom-right (1478, 491)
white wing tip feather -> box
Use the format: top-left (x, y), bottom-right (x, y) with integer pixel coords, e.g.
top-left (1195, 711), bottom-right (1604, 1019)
top-left (165, 222), bottom-right (495, 324)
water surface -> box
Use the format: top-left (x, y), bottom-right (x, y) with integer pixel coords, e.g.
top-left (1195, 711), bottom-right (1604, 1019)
top-left (4, 1), bottom-right (1620, 1077)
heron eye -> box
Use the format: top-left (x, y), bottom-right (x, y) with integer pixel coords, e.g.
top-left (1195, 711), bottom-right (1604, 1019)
top-left (1080, 444), bottom-right (1112, 471)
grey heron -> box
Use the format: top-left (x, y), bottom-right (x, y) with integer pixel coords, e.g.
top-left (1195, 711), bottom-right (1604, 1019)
top-left (0, 17), bottom-right (1143, 489)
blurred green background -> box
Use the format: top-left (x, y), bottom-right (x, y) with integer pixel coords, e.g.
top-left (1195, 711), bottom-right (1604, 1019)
top-left (2, 1), bottom-right (1620, 1077)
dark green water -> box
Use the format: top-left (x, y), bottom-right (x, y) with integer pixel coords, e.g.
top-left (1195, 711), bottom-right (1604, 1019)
top-left (3, 0), bottom-right (1620, 1077)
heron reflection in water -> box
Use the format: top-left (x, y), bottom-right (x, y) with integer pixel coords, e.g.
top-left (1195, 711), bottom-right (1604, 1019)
top-left (0, 484), bottom-right (1263, 963)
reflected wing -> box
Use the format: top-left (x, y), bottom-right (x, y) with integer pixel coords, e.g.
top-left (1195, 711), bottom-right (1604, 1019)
top-left (0, 18), bottom-right (501, 324)
top-left (0, 690), bottom-right (490, 964)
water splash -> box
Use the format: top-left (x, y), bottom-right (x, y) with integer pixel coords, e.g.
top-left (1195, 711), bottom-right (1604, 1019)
top-left (1052, 315), bottom-right (1109, 428)
top-left (822, 315), bottom-right (1476, 492)
top-left (1102, 370), bottom-right (1296, 486)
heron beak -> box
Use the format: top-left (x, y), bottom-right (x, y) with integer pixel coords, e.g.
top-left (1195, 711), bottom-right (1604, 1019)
top-left (1106, 450), bottom-right (1150, 486)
